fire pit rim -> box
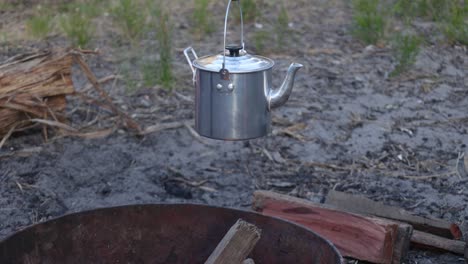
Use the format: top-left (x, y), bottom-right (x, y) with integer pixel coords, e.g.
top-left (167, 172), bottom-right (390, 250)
top-left (0, 203), bottom-right (344, 263)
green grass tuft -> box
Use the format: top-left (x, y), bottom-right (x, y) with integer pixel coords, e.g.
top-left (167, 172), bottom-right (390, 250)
top-left (59, 11), bottom-right (93, 47)
top-left (26, 12), bottom-right (52, 39)
top-left (392, 0), bottom-right (467, 45)
top-left (154, 10), bottom-right (174, 89)
top-left (275, 5), bottom-right (291, 50)
top-left (112, 0), bottom-right (146, 41)
top-left (139, 4), bottom-right (173, 90)
top-left (352, 0), bottom-right (386, 45)
top-left (235, 0), bottom-right (257, 23)
top-left (192, 0), bottom-right (215, 38)
top-left (250, 3), bottom-right (295, 54)
top-left (442, 2), bottom-right (468, 45)
top-left (0, 32), bottom-right (7, 44)
top-left (393, 0), bottom-right (452, 21)
top-left (391, 34), bottom-right (422, 76)
top-left (0, 2), bottom-right (22, 11)
top-left (253, 30), bottom-right (269, 53)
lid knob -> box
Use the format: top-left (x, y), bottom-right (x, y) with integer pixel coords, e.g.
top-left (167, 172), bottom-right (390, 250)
top-left (226, 45), bottom-right (243, 57)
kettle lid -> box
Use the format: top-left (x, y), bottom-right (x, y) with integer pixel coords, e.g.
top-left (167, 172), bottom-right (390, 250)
top-left (192, 47), bottom-right (274, 73)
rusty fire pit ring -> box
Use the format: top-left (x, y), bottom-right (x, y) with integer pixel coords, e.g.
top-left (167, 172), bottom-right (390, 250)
top-left (0, 203), bottom-right (343, 263)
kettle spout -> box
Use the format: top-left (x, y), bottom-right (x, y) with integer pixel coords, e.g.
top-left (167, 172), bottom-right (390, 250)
top-left (269, 62), bottom-right (303, 109)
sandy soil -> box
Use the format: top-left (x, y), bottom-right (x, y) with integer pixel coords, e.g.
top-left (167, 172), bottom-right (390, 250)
top-left (0, 1), bottom-right (467, 263)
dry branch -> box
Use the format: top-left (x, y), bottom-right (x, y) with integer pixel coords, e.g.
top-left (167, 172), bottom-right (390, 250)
top-left (142, 121), bottom-right (185, 135)
top-left (411, 230), bottom-right (465, 255)
top-left (72, 54), bottom-right (141, 133)
top-left (325, 190), bottom-right (462, 239)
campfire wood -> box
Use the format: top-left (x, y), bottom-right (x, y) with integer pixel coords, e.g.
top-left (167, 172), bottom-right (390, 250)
top-left (204, 219), bottom-right (261, 264)
top-left (411, 230), bottom-right (465, 255)
top-left (325, 190), bottom-right (462, 239)
top-left (253, 190), bottom-right (412, 264)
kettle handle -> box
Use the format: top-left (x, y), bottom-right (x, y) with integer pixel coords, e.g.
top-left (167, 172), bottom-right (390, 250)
top-left (222, 0), bottom-right (245, 70)
top-left (183, 47), bottom-right (198, 82)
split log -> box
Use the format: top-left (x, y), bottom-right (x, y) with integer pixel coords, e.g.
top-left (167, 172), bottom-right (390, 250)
top-left (204, 219), bottom-right (261, 264)
top-left (252, 190), bottom-right (412, 264)
top-left (325, 190), bottom-right (462, 239)
top-left (325, 191), bottom-right (468, 256)
top-left (411, 230), bottom-right (465, 255)
top-left (0, 50), bottom-right (74, 137)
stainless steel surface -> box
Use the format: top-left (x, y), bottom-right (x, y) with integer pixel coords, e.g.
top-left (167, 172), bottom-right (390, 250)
top-left (183, 47), bottom-right (198, 83)
top-left (193, 0), bottom-right (273, 74)
top-left (269, 62), bottom-right (304, 109)
top-left (192, 53), bottom-right (274, 73)
top-left (223, 0), bottom-right (244, 69)
top-left (182, 0), bottom-right (303, 141)
top-left (195, 70), bottom-right (272, 140)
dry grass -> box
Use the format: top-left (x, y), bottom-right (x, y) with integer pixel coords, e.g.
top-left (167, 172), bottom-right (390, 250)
top-left (0, 49), bottom-right (74, 139)
top-left (0, 48), bottom-right (142, 145)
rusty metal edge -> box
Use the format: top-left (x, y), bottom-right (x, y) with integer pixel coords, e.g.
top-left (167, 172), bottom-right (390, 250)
top-left (0, 203), bottom-right (344, 263)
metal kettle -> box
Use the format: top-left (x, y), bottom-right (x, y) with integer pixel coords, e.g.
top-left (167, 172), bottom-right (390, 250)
top-left (184, 0), bottom-right (303, 141)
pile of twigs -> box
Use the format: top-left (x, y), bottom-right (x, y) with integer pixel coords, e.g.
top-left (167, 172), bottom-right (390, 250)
top-left (0, 48), bottom-right (141, 149)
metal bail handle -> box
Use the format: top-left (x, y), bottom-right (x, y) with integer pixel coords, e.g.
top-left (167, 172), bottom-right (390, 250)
top-left (222, 0), bottom-right (245, 76)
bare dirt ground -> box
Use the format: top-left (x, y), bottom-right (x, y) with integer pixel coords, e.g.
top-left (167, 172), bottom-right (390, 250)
top-left (0, 1), bottom-right (467, 263)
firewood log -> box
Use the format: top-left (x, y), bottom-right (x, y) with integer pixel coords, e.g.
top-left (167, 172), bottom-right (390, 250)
top-left (205, 219), bottom-right (261, 264)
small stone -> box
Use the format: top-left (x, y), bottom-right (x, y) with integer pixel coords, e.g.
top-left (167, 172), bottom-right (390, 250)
top-left (268, 181), bottom-right (295, 188)
top-left (443, 65), bottom-right (463, 77)
top-left (364, 45), bottom-right (376, 53)
top-left (140, 98), bottom-right (151, 108)
top-left (272, 152), bottom-right (286, 164)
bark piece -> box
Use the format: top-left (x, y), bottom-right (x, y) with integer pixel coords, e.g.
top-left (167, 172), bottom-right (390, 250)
top-left (253, 190), bottom-right (412, 264)
top-left (411, 230), bottom-right (465, 255)
top-left (204, 219), bottom-right (261, 264)
top-left (325, 190), bottom-right (461, 239)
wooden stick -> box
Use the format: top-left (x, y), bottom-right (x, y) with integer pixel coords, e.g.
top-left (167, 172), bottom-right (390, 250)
top-left (253, 190), bottom-right (412, 264)
top-left (73, 54), bottom-right (142, 133)
top-left (204, 219), bottom-right (261, 264)
top-left (411, 230), bottom-right (465, 255)
top-left (325, 190), bottom-right (462, 239)
top-left (142, 121), bottom-right (185, 135)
